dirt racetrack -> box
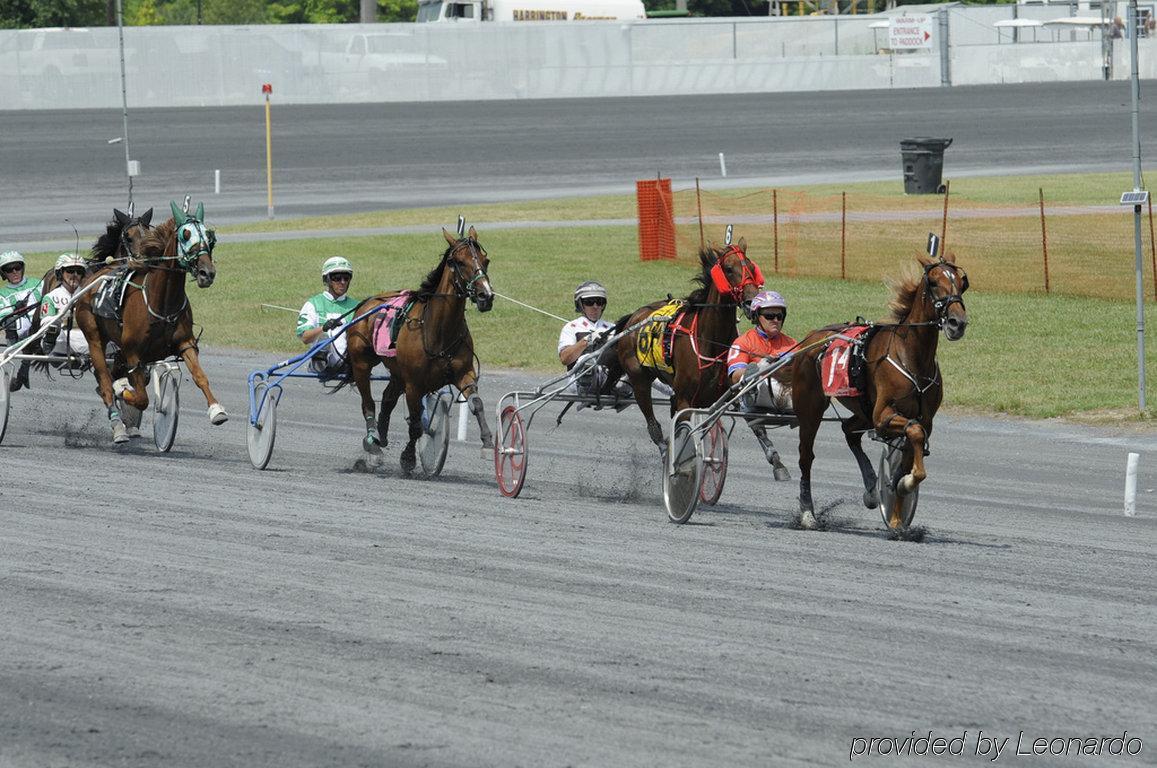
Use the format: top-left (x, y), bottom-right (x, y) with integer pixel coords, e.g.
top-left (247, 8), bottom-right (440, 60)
top-left (2, 349), bottom-right (1155, 767)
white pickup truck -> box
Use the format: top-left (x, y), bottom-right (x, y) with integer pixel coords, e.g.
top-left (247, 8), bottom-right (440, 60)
top-left (416, 0), bottom-right (646, 22)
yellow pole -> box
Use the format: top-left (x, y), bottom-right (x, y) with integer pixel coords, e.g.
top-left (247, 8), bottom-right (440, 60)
top-left (264, 84), bottom-right (273, 219)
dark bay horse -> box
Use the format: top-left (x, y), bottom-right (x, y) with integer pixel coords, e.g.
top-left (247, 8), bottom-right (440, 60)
top-left (791, 253), bottom-right (969, 530)
top-left (602, 239), bottom-right (763, 450)
top-left (31, 207), bottom-right (154, 334)
top-left (72, 200), bottom-right (227, 443)
top-left (344, 227), bottom-right (495, 474)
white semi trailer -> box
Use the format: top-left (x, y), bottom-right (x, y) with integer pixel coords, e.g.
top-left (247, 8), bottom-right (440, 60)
top-left (416, 0), bottom-right (646, 22)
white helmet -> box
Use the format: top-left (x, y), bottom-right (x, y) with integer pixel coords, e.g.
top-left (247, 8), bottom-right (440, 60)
top-left (321, 256), bottom-right (354, 279)
top-left (574, 280), bottom-right (607, 312)
top-left (55, 252), bottom-right (85, 272)
top-left (0, 251), bottom-right (24, 271)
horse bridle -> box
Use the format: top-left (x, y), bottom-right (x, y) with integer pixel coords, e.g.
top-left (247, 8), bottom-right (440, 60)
top-left (119, 217), bottom-right (151, 260)
top-left (922, 260), bottom-right (968, 329)
top-left (709, 245), bottom-right (764, 303)
top-left (447, 237), bottom-right (489, 303)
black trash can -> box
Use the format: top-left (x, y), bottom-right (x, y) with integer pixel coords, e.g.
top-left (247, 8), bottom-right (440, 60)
top-left (900, 137), bottom-right (953, 194)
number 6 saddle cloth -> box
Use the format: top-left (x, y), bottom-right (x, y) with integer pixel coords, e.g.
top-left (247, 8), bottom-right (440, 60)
top-left (819, 324), bottom-right (873, 398)
top-left (634, 301), bottom-right (688, 374)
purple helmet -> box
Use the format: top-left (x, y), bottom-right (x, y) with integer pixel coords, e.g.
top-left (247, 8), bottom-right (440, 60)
top-left (750, 290), bottom-right (786, 312)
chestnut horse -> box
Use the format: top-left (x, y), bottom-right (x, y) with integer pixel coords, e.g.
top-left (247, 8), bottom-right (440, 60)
top-left (344, 227), bottom-right (495, 474)
top-left (791, 253), bottom-right (969, 530)
top-left (72, 200), bottom-right (228, 443)
top-left (601, 239), bottom-right (763, 450)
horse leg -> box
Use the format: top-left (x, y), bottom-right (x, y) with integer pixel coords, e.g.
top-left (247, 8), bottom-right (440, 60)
top-left (873, 407), bottom-right (928, 528)
top-left (750, 423), bottom-right (791, 481)
top-left (633, 380), bottom-right (665, 450)
top-left (375, 377), bottom-right (404, 451)
top-left (842, 420), bottom-right (879, 509)
top-left (351, 355), bottom-right (384, 453)
top-left (454, 369), bottom-right (492, 449)
top-left (178, 344), bottom-right (228, 425)
top-left (117, 361), bottom-right (152, 439)
top-left (399, 385), bottom-right (424, 475)
top-left (85, 334), bottom-right (127, 443)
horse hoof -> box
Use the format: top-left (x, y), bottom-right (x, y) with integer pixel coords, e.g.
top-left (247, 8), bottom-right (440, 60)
top-left (111, 420), bottom-right (129, 444)
top-left (126, 426), bottom-right (142, 439)
top-left (207, 404), bottom-right (229, 425)
top-left (400, 452), bottom-right (416, 475)
top-left (481, 435), bottom-right (494, 449)
top-left (798, 509), bottom-right (818, 531)
top-left (864, 489), bottom-right (880, 509)
top-left (363, 436), bottom-right (383, 455)
top-left (772, 464), bottom-right (791, 482)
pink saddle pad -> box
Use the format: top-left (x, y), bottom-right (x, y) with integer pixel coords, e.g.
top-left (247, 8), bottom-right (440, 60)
top-left (372, 293), bottom-right (412, 358)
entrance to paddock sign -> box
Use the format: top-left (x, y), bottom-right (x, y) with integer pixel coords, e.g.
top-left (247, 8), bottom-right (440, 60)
top-left (637, 178), bottom-right (677, 261)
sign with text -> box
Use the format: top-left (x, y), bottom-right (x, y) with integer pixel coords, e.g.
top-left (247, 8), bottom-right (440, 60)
top-left (889, 15), bottom-right (934, 49)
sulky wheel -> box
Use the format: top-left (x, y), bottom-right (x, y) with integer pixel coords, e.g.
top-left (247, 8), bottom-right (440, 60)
top-left (664, 420), bottom-right (702, 524)
top-left (418, 393), bottom-right (451, 477)
top-left (878, 440), bottom-right (919, 529)
top-left (494, 404), bottom-right (527, 498)
top-left (0, 364), bottom-right (10, 445)
top-left (247, 382), bottom-right (279, 470)
top-left (698, 420), bottom-right (728, 506)
top-left (152, 366), bottom-right (181, 453)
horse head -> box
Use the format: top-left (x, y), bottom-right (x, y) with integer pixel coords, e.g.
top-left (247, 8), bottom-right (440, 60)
top-left (703, 237), bottom-right (763, 314)
top-left (170, 199), bottom-right (217, 288)
top-left (93, 206), bottom-right (154, 264)
top-left (922, 253), bottom-right (968, 341)
top-left (441, 225), bottom-right (493, 312)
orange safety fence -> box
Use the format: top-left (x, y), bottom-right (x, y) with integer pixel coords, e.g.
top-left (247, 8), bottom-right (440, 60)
top-left (637, 180), bottom-right (1157, 303)
top-left (636, 178), bottom-right (677, 261)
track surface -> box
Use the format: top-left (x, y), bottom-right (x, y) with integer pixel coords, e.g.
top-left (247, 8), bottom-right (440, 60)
top-left (4, 80), bottom-right (1156, 245)
top-left (2, 350), bottom-right (1155, 766)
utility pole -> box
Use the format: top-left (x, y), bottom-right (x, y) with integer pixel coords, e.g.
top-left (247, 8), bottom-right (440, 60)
top-left (361, 0), bottom-right (377, 22)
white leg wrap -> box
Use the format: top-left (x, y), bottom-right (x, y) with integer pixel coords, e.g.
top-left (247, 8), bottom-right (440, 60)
top-left (208, 403), bottom-right (229, 425)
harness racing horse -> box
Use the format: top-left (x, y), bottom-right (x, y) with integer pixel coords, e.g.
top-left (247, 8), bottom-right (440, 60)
top-left (791, 252), bottom-right (969, 530)
top-left (344, 227), bottom-right (495, 474)
top-left (601, 239), bottom-right (763, 451)
top-left (72, 200), bottom-right (228, 444)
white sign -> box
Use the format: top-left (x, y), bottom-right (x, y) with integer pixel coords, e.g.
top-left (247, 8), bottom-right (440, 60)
top-left (889, 15), bottom-right (934, 50)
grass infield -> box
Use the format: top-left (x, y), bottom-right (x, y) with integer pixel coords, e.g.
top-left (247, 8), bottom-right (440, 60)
top-left (19, 172), bottom-right (1157, 422)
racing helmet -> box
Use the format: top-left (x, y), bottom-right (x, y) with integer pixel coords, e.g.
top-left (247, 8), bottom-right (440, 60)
top-left (54, 252), bottom-right (86, 278)
top-left (750, 290), bottom-right (787, 321)
top-left (0, 251), bottom-right (25, 272)
top-left (321, 256), bottom-right (354, 281)
top-left (573, 280), bottom-right (608, 312)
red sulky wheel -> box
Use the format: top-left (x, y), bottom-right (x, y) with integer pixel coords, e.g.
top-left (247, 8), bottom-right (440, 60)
top-left (698, 420), bottom-right (728, 506)
top-left (494, 405), bottom-right (527, 498)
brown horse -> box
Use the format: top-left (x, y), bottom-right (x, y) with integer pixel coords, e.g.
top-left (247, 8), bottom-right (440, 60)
top-left (601, 239), bottom-right (763, 449)
top-left (791, 253), bottom-right (969, 530)
top-left (72, 200), bottom-right (227, 444)
top-left (344, 227), bottom-right (495, 474)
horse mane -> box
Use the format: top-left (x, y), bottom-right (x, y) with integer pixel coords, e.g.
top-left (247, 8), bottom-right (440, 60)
top-left (139, 218), bottom-right (177, 262)
top-left (886, 255), bottom-right (934, 322)
top-left (90, 218), bottom-right (125, 262)
top-left (682, 247), bottom-right (714, 305)
top-left (415, 247), bottom-right (451, 302)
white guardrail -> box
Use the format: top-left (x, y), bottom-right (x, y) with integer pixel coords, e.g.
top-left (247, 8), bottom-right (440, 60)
top-left (0, 7), bottom-right (1154, 109)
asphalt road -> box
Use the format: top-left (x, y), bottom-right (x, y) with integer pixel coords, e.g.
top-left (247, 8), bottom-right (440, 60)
top-left (3, 80), bottom-right (1154, 245)
top-left (1, 350), bottom-right (1155, 767)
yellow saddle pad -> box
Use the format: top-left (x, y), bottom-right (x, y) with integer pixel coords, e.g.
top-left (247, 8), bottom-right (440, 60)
top-left (635, 302), bottom-right (682, 374)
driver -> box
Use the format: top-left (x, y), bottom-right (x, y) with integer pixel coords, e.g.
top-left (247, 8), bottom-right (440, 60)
top-left (297, 256), bottom-right (360, 377)
top-left (0, 250), bottom-right (44, 392)
top-left (727, 290), bottom-right (797, 479)
top-left (39, 253), bottom-right (90, 359)
top-left (559, 280), bottom-right (615, 395)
